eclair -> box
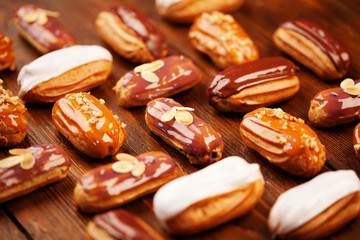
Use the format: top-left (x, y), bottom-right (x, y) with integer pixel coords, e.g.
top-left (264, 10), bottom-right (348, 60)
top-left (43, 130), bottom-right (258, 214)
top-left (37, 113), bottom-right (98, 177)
top-left (273, 20), bottom-right (350, 81)
top-left (0, 144), bottom-right (71, 203)
top-left (153, 156), bottom-right (264, 235)
top-left (0, 80), bottom-right (28, 147)
top-left (74, 152), bottom-right (180, 213)
top-left (308, 78), bottom-right (360, 127)
top-left (145, 98), bottom-right (224, 165)
top-left (13, 4), bottom-right (76, 54)
top-left (96, 5), bottom-right (168, 63)
top-left (240, 107), bottom-right (326, 177)
top-left (189, 11), bottom-right (259, 69)
top-left (17, 45), bottom-right (112, 103)
top-left (268, 170), bottom-right (360, 240)
top-left (0, 35), bottom-right (15, 71)
top-left (52, 92), bottom-right (126, 159)
top-left (113, 56), bottom-right (201, 108)
top-left (354, 123), bottom-right (360, 159)
top-left (208, 57), bottom-right (299, 112)
top-left (87, 209), bottom-right (164, 240)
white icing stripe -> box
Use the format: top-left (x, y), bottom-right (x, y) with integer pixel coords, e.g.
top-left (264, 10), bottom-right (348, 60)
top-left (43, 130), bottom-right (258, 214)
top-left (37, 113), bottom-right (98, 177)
top-left (17, 45), bottom-right (112, 98)
top-left (268, 170), bottom-right (360, 236)
top-left (153, 156), bottom-right (263, 225)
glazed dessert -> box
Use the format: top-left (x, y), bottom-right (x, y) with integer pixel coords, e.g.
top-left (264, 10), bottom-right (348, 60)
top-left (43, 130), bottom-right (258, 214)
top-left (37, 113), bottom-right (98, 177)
top-left (0, 34), bottom-right (15, 71)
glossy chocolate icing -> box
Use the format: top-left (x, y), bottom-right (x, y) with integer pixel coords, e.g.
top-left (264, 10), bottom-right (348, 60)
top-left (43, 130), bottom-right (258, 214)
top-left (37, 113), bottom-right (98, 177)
top-left (108, 5), bottom-right (167, 59)
top-left (208, 57), bottom-right (298, 98)
top-left (121, 56), bottom-right (200, 102)
top-left (281, 20), bottom-right (350, 74)
top-left (146, 98), bottom-right (223, 165)
top-left (0, 144), bottom-right (71, 191)
top-left (93, 209), bottom-right (158, 240)
top-left (52, 93), bottom-right (123, 158)
top-left (0, 35), bottom-right (15, 70)
top-left (14, 4), bottom-right (76, 52)
top-left (79, 152), bottom-right (177, 201)
top-left (312, 80), bottom-right (360, 119)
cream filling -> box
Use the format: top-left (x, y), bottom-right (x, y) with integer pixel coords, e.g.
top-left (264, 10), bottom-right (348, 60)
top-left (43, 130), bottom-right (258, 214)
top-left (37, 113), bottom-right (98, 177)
top-left (153, 156), bottom-right (263, 224)
top-left (17, 45), bottom-right (112, 98)
top-left (268, 170), bottom-right (360, 236)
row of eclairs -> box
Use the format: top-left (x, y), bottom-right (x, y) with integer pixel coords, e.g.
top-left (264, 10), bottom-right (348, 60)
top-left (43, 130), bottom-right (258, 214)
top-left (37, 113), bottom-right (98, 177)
top-left (0, 1), bottom-right (359, 239)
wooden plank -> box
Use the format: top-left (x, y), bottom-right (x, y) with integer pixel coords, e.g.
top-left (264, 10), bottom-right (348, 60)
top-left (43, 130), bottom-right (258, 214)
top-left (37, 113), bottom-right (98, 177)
top-left (0, 208), bottom-right (28, 240)
top-left (0, 0), bottom-right (359, 239)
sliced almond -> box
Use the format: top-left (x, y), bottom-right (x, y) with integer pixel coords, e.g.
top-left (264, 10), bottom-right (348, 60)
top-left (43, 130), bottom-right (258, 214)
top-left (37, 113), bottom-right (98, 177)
top-left (24, 12), bottom-right (38, 23)
top-left (39, 9), bottom-right (60, 18)
top-left (344, 86), bottom-right (360, 96)
top-left (175, 110), bottom-right (193, 125)
top-left (354, 82), bottom-right (360, 89)
top-left (20, 153), bottom-right (35, 170)
top-left (131, 162), bottom-right (146, 177)
top-left (112, 161), bottom-right (134, 173)
top-left (340, 78), bottom-right (355, 89)
top-left (134, 60), bottom-right (164, 73)
top-left (141, 71), bottom-right (159, 83)
top-left (161, 107), bottom-right (177, 122)
top-left (36, 12), bottom-right (48, 25)
top-left (9, 148), bottom-right (30, 155)
top-left (175, 107), bottom-right (195, 112)
top-left (115, 153), bottom-right (138, 165)
top-left (0, 155), bottom-right (24, 168)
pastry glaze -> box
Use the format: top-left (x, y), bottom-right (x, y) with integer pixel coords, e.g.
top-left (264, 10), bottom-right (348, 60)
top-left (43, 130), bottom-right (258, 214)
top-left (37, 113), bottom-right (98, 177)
top-left (153, 156), bottom-right (263, 223)
top-left (268, 170), bottom-right (360, 236)
top-left (281, 20), bottom-right (350, 74)
top-left (78, 152), bottom-right (177, 202)
top-left (145, 98), bottom-right (223, 165)
top-left (52, 92), bottom-right (124, 159)
top-left (17, 45), bottom-right (112, 99)
top-left (13, 4), bottom-right (76, 53)
top-left (0, 35), bottom-right (15, 71)
top-left (114, 55), bottom-right (201, 107)
top-left (0, 144), bottom-right (71, 192)
top-left (107, 5), bottom-right (167, 59)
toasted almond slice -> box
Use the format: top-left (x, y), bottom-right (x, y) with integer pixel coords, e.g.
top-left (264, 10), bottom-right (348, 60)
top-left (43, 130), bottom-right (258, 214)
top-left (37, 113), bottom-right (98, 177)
top-left (115, 153), bottom-right (138, 165)
top-left (354, 82), bottom-right (360, 89)
top-left (354, 144), bottom-right (360, 151)
top-left (20, 153), bottom-right (35, 170)
top-left (175, 110), bottom-right (193, 125)
top-left (9, 148), bottom-right (30, 155)
top-left (38, 8), bottom-right (60, 18)
top-left (340, 78), bottom-right (355, 89)
top-left (131, 162), bottom-right (146, 177)
top-left (141, 71), bottom-right (159, 83)
top-left (134, 60), bottom-right (164, 73)
top-left (161, 107), bottom-right (176, 122)
top-left (175, 107), bottom-right (195, 112)
top-left (36, 12), bottom-right (48, 25)
top-left (344, 86), bottom-right (360, 96)
top-left (24, 11), bottom-right (38, 23)
top-left (112, 161), bottom-right (134, 173)
top-left (0, 155), bottom-right (24, 168)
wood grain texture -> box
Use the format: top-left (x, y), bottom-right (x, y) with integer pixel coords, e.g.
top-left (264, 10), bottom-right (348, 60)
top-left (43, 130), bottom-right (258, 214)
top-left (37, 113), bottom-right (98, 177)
top-left (0, 0), bottom-right (359, 239)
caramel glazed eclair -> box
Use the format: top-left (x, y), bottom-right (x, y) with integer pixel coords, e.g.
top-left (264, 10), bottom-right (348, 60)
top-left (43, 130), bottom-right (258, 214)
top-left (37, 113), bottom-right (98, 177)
top-left (153, 156), bottom-right (264, 235)
top-left (17, 45), bottom-right (112, 103)
top-left (208, 57), bottom-right (299, 112)
top-left (268, 170), bottom-right (360, 240)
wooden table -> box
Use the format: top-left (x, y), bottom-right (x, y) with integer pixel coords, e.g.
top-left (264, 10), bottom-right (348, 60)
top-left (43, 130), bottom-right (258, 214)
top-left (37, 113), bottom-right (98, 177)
top-left (1, 0), bottom-right (360, 239)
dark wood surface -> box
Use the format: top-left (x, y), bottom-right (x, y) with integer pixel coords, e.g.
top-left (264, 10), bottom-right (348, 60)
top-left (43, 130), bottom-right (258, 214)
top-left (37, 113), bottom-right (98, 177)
top-left (1, 0), bottom-right (360, 239)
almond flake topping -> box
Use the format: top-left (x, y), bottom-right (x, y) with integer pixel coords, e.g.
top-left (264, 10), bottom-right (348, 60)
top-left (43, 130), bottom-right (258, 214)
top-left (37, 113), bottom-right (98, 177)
top-left (112, 161), bottom-right (134, 174)
top-left (112, 153), bottom-right (146, 177)
top-left (340, 78), bottom-right (360, 96)
top-left (115, 153), bottom-right (138, 165)
top-left (24, 8), bottom-right (60, 25)
top-left (161, 107), bottom-right (195, 125)
top-left (354, 144), bottom-right (360, 151)
top-left (141, 71), bottom-right (159, 83)
top-left (20, 153), bottom-right (35, 170)
top-left (134, 60), bottom-right (164, 73)
top-left (0, 149), bottom-right (35, 170)
top-left (131, 162), bottom-right (145, 177)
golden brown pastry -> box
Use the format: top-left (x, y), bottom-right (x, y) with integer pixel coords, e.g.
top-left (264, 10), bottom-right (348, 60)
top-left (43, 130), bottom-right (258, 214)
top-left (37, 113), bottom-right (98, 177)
top-left (96, 5), bottom-right (168, 63)
top-left (13, 4), bottom-right (76, 54)
top-left (17, 45), bottom-right (112, 103)
top-left (0, 144), bottom-right (71, 203)
top-left (52, 92), bottom-right (126, 159)
top-left (145, 98), bottom-right (224, 165)
top-left (240, 107), bottom-right (326, 178)
top-left (0, 35), bottom-right (15, 71)
top-left (87, 209), bottom-right (164, 240)
top-left (154, 156), bottom-right (264, 235)
top-left (155, 0), bottom-right (245, 23)
top-left (188, 11), bottom-right (259, 69)
top-left (268, 170), bottom-right (360, 240)
top-left (74, 152), bottom-right (180, 213)
top-left (273, 20), bottom-right (350, 81)
top-left (0, 80), bottom-right (28, 147)
top-left (354, 123), bottom-right (360, 159)
top-left (208, 57), bottom-right (299, 112)
top-left (113, 56), bottom-right (201, 108)
top-left (308, 78), bottom-right (360, 127)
